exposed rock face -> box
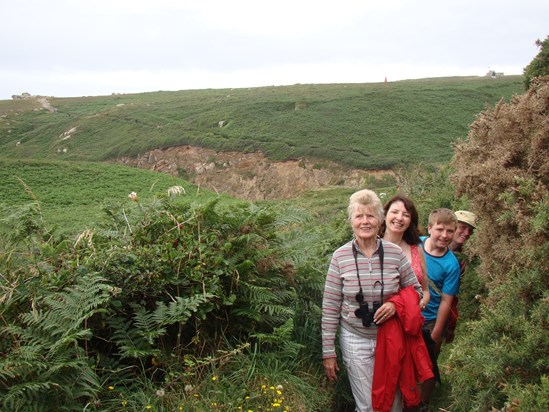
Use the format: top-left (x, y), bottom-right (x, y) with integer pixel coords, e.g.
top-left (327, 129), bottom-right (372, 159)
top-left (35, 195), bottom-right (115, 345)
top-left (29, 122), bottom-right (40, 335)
top-left (117, 145), bottom-right (391, 201)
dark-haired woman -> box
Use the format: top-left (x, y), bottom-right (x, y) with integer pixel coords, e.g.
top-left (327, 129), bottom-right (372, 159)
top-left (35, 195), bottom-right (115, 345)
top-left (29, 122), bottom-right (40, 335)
top-left (381, 194), bottom-right (430, 310)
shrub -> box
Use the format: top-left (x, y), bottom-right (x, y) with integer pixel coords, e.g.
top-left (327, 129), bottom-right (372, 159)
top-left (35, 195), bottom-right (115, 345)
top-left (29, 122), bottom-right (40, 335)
top-left (0, 195), bottom-right (307, 410)
top-left (448, 77), bottom-right (549, 410)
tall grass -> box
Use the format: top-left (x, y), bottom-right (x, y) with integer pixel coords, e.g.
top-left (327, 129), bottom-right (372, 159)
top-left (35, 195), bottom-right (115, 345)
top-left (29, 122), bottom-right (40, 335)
top-left (0, 158), bottom-right (216, 234)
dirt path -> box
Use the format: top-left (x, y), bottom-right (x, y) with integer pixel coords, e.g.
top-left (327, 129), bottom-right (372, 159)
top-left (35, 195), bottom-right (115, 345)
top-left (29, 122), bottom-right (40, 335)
top-left (35, 96), bottom-right (56, 113)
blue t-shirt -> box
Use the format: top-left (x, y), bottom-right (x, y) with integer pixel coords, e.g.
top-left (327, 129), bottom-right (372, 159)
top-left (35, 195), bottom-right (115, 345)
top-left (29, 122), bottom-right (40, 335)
top-left (420, 236), bottom-right (460, 322)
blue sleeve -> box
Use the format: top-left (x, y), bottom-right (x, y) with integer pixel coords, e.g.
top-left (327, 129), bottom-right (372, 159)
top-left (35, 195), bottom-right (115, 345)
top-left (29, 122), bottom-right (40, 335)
top-left (442, 258), bottom-right (461, 296)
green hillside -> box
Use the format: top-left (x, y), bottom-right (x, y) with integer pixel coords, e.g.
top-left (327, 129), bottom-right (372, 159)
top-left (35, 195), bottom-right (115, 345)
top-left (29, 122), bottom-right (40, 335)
top-left (0, 158), bottom-right (222, 233)
top-left (0, 76), bottom-right (522, 169)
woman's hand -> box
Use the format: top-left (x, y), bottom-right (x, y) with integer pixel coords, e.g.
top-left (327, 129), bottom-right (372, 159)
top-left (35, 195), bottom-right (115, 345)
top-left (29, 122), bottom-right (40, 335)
top-left (323, 358), bottom-right (339, 382)
top-left (373, 302), bottom-right (396, 324)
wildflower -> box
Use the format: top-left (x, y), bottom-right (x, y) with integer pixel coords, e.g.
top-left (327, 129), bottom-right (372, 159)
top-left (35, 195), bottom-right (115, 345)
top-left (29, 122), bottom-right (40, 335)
top-left (167, 185), bottom-right (185, 197)
top-left (108, 386), bottom-right (114, 390)
top-left (212, 376), bottom-right (217, 382)
top-left (121, 400), bottom-right (127, 407)
top-left (270, 386), bottom-right (275, 390)
top-left (272, 402), bottom-right (281, 408)
top-left (184, 384), bottom-right (194, 393)
top-left (179, 407), bottom-right (183, 411)
top-left (128, 191), bottom-right (138, 201)
top-left (145, 406), bottom-right (152, 410)
top-left (276, 385), bottom-right (283, 391)
top-left (155, 388), bottom-right (165, 397)
top-left (276, 390), bottom-right (282, 395)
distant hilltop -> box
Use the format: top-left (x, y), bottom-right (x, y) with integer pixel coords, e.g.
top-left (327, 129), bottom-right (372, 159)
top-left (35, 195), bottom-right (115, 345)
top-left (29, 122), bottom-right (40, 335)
top-left (11, 92), bottom-right (57, 112)
top-left (12, 92), bottom-right (36, 100)
top-left (486, 70), bottom-right (504, 78)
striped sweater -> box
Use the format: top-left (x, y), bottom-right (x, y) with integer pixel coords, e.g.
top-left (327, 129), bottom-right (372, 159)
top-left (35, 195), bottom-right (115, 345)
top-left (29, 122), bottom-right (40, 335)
top-left (322, 238), bottom-right (421, 359)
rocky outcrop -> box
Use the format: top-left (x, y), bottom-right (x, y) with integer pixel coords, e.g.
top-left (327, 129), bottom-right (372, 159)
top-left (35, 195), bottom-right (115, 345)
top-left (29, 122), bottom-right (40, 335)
top-left (11, 93), bottom-right (57, 112)
top-left (117, 145), bottom-right (392, 200)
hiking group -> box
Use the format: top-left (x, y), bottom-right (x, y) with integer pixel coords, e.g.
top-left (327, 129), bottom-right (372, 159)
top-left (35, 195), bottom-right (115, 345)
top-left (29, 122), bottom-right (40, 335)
top-left (322, 189), bottom-right (477, 412)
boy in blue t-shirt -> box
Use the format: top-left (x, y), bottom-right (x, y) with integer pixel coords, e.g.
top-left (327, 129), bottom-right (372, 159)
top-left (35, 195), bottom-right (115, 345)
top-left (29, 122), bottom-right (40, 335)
top-left (420, 208), bottom-right (460, 408)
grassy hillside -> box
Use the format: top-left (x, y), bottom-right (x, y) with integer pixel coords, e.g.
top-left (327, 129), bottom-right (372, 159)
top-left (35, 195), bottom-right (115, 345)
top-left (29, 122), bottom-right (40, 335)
top-left (0, 76), bottom-right (522, 169)
top-left (0, 159), bottom-right (222, 234)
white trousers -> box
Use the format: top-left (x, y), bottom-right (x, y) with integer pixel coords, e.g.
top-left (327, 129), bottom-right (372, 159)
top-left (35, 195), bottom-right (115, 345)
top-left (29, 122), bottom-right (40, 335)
top-left (340, 328), bottom-right (402, 412)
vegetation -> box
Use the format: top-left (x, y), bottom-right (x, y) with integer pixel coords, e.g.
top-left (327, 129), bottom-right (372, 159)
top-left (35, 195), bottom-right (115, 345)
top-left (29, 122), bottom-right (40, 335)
top-left (1, 74), bottom-right (548, 411)
top-left (1, 76), bottom-right (522, 169)
top-left (447, 76), bottom-right (549, 411)
top-left (523, 35), bottom-right (549, 90)
top-left (0, 193), bottom-right (332, 411)
top-left (0, 158), bottom-right (208, 234)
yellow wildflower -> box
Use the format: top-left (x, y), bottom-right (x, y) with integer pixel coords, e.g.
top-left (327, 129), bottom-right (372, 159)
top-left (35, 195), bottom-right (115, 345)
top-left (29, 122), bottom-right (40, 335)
top-left (108, 385), bottom-right (114, 390)
top-left (212, 376), bottom-right (217, 382)
top-left (145, 406), bottom-right (152, 410)
top-left (121, 400), bottom-right (127, 406)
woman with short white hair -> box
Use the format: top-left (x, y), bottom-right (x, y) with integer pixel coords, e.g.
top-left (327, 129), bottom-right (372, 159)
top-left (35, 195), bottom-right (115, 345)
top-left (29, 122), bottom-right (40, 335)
top-left (322, 189), bottom-right (422, 411)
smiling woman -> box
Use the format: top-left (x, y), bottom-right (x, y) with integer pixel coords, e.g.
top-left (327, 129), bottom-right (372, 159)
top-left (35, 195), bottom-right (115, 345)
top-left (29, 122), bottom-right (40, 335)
top-left (348, 190), bottom-right (384, 255)
top-left (321, 188), bottom-right (424, 411)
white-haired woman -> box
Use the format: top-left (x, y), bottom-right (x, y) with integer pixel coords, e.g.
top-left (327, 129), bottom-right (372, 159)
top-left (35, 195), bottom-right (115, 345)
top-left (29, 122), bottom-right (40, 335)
top-left (322, 189), bottom-right (422, 411)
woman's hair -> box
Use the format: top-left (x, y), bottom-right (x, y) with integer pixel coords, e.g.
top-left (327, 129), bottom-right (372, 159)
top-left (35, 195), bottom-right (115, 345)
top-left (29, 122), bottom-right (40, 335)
top-left (428, 208), bottom-right (457, 227)
top-left (347, 189), bottom-right (384, 222)
top-left (380, 194), bottom-right (421, 245)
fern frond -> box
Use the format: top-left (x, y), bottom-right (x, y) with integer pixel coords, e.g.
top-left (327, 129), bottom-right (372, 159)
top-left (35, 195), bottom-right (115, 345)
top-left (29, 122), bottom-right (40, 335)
top-left (109, 317), bottom-right (159, 360)
top-left (0, 272), bottom-right (110, 409)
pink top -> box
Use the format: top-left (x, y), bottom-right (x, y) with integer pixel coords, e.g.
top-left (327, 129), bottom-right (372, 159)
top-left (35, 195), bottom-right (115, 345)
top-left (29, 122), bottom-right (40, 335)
top-left (410, 244), bottom-right (424, 284)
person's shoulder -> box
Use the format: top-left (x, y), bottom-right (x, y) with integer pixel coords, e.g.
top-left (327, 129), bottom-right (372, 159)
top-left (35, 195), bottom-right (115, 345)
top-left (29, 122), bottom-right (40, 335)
top-left (445, 250), bottom-right (461, 270)
top-left (414, 244), bottom-right (426, 258)
top-left (333, 240), bottom-right (353, 256)
top-left (380, 238), bottom-right (405, 255)
top-left (447, 249), bottom-right (460, 262)
top-left (380, 238), bottom-right (399, 249)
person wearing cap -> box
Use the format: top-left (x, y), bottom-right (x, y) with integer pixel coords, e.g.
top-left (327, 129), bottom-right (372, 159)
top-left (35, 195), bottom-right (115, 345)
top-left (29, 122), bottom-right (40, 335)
top-left (450, 210), bottom-right (477, 256)
top-left (445, 210), bottom-right (478, 344)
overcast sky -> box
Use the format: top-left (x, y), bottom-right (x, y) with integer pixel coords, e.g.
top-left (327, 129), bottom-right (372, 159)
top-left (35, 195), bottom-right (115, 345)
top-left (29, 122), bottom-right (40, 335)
top-left (1, 0), bottom-right (547, 99)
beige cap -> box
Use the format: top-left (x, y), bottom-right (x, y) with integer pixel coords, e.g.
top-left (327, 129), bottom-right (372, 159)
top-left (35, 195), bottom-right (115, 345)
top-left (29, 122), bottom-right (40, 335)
top-left (455, 210), bottom-right (477, 229)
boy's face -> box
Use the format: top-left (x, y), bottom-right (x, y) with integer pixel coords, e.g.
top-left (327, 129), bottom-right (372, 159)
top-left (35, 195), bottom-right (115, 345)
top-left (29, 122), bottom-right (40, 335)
top-left (428, 222), bottom-right (456, 251)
